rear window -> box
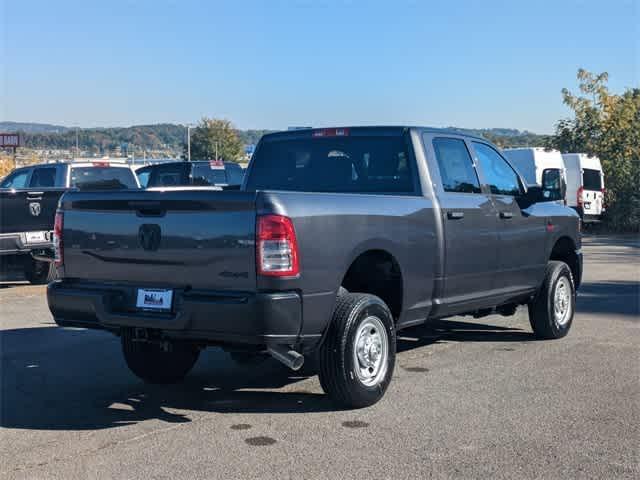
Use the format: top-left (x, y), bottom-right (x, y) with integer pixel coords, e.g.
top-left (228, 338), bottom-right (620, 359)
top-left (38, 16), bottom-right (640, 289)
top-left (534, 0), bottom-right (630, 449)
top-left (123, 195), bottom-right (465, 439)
top-left (191, 163), bottom-right (229, 185)
top-left (70, 167), bottom-right (138, 189)
top-left (582, 169), bottom-right (602, 191)
top-left (246, 135), bottom-right (416, 194)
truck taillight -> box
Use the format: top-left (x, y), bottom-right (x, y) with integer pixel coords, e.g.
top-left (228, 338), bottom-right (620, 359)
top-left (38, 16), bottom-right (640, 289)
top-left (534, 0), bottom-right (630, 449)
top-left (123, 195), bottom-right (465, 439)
top-left (256, 214), bottom-right (300, 277)
top-left (53, 211), bottom-right (64, 267)
top-left (601, 187), bottom-right (607, 209)
top-left (577, 186), bottom-right (584, 207)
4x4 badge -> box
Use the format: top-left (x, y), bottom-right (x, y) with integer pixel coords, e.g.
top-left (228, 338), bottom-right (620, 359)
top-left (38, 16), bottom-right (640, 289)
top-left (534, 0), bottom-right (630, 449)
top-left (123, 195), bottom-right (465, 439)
top-left (29, 202), bottom-right (41, 217)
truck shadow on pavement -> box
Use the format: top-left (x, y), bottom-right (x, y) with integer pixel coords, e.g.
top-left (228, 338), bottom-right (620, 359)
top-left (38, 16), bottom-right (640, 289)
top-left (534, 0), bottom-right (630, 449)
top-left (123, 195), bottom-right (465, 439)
top-left (2, 278), bottom-right (636, 431)
top-left (1, 317), bottom-right (536, 431)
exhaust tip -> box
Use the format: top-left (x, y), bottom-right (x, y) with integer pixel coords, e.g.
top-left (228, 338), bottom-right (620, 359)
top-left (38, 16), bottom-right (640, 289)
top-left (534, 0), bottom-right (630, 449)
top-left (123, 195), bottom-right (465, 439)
top-left (267, 346), bottom-right (304, 371)
top-left (290, 354), bottom-right (304, 371)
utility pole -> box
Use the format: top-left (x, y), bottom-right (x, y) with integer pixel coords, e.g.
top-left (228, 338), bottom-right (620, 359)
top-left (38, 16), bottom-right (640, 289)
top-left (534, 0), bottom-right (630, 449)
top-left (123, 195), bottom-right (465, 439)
top-left (75, 128), bottom-right (79, 159)
top-left (215, 141), bottom-right (218, 161)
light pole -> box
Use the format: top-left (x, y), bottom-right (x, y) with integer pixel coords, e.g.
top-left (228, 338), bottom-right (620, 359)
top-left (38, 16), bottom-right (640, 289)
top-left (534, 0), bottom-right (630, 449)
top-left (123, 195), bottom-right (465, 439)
top-left (186, 125), bottom-right (192, 162)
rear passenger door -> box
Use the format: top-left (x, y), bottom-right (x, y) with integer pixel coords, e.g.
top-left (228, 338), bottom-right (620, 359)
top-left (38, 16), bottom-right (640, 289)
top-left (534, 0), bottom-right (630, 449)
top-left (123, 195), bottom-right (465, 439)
top-left (471, 142), bottom-right (547, 294)
top-left (425, 134), bottom-right (499, 311)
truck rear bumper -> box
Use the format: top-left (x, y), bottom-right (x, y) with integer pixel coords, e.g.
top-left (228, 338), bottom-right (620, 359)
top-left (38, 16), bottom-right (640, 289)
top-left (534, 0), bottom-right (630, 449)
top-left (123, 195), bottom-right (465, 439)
top-left (0, 232), bottom-right (53, 256)
top-left (47, 280), bottom-right (304, 346)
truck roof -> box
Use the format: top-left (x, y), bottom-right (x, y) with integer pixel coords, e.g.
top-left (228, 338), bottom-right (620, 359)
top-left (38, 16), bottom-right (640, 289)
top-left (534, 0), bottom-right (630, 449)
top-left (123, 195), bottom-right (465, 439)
top-left (261, 126), bottom-right (489, 142)
top-left (17, 161), bottom-right (133, 169)
top-left (561, 153), bottom-right (602, 170)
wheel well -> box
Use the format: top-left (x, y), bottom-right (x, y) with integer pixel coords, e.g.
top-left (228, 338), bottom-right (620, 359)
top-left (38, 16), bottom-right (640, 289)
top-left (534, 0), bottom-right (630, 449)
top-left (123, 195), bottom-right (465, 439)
top-left (550, 237), bottom-right (581, 288)
top-left (341, 250), bottom-right (403, 319)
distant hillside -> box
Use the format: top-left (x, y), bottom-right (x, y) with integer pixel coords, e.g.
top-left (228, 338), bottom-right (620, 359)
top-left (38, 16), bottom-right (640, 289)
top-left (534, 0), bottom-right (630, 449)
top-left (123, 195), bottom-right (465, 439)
top-left (0, 121), bottom-right (71, 134)
top-left (0, 122), bottom-right (548, 152)
top-left (449, 127), bottom-right (549, 148)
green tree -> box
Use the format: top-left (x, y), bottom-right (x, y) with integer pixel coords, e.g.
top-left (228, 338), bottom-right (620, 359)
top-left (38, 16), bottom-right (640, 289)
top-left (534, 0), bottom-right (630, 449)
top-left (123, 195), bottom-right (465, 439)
top-left (548, 69), bottom-right (640, 232)
top-left (185, 118), bottom-right (243, 162)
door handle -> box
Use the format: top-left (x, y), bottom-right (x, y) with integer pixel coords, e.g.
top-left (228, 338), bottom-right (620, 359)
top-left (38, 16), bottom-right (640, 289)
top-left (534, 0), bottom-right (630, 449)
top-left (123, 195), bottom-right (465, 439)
top-left (447, 211), bottom-right (464, 220)
top-left (27, 191), bottom-right (43, 201)
top-left (499, 211), bottom-right (513, 219)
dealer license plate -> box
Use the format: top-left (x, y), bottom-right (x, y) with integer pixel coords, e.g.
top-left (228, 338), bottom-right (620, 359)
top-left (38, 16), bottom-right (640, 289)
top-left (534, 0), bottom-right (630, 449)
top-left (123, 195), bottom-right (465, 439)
top-left (25, 231), bottom-right (48, 244)
top-left (136, 288), bottom-right (173, 311)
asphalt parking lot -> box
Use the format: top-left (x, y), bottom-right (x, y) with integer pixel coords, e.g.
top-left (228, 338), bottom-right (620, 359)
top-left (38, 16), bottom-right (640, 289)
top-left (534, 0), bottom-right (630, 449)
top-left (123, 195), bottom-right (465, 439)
top-left (1, 235), bottom-right (638, 479)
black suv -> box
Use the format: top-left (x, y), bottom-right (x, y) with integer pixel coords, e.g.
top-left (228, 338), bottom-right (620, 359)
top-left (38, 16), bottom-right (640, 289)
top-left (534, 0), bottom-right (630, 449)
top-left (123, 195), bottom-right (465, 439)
top-left (136, 161), bottom-right (244, 188)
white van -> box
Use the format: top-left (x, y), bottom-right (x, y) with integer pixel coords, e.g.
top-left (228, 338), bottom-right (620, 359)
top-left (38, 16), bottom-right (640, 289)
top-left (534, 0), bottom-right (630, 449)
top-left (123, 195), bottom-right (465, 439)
top-left (502, 148), bottom-right (566, 202)
top-left (562, 153), bottom-right (605, 222)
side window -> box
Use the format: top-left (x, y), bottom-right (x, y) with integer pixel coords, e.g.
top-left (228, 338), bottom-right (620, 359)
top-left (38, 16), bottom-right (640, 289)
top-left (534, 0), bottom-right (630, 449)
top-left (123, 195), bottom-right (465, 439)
top-left (1, 169), bottom-right (31, 188)
top-left (29, 167), bottom-right (57, 187)
top-left (431, 137), bottom-right (481, 193)
top-left (136, 169), bottom-right (151, 188)
top-left (473, 142), bottom-right (522, 196)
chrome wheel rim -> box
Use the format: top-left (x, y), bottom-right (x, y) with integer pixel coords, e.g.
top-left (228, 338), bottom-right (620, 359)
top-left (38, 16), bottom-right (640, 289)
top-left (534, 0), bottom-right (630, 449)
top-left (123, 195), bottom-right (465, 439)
top-left (353, 316), bottom-right (389, 387)
top-left (553, 276), bottom-right (572, 326)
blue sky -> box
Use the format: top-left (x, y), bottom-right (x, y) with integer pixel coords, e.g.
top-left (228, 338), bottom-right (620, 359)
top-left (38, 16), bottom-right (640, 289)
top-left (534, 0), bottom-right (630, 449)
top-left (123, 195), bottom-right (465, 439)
top-left (2, 0), bottom-right (638, 133)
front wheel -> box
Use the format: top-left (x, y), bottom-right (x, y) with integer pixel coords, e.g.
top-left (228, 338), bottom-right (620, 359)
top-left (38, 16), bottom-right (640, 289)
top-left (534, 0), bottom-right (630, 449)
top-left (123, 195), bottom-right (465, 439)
top-left (528, 261), bottom-right (576, 339)
top-left (122, 334), bottom-right (200, 384)
top-left (318, 293), bottom-right (396, 408)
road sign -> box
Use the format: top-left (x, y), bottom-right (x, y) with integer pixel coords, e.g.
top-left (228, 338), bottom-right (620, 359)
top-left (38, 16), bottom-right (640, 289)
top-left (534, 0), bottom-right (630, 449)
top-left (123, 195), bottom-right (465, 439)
top-left (0, 133), bottom-right (20, 148)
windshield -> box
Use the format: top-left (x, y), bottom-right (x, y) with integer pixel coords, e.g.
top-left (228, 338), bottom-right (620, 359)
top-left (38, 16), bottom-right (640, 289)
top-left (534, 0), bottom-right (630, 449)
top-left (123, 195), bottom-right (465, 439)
top-left (246, 135), bottom-right (415, 194)
top-left (70, 167), bottom-right (138, 189)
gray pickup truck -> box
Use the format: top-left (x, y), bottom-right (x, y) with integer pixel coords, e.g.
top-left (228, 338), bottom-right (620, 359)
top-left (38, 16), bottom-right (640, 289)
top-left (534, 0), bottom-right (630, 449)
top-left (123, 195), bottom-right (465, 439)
top-left (47, 127), bottom-right (582, 408)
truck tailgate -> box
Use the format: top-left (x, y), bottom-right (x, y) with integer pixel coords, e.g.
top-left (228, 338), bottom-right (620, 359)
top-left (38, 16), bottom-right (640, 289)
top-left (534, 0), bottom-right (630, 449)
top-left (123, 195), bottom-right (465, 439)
top-left (0, 189), bottom-right (66, 234)
top-left (60, 190), bottom-right (257, 291)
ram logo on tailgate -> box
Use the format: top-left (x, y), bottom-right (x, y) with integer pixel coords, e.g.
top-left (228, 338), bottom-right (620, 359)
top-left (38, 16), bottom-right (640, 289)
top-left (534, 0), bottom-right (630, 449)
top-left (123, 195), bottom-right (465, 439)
top-left (138, 224), bottom-right (161, 251)
top-left (29, 202), bottom-right (41, 217)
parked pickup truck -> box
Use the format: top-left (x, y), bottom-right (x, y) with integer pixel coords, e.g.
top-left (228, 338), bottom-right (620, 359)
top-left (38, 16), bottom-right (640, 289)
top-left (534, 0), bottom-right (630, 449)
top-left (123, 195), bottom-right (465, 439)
top-left (48, 127), bottom-right (582, 407)
top-left (0, 161), bottom-right (139, 283)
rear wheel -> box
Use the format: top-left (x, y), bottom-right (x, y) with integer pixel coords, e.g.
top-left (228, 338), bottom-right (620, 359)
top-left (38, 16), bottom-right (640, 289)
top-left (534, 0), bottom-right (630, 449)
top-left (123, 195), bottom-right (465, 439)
top-left (528, 261), bottom-right (575, 339)
top-left (122, 334), bottom-right (200, 384)
top-left (318, 293), bottom-right (396, 408)
top-left (24, 258), bottom-right (56, 285)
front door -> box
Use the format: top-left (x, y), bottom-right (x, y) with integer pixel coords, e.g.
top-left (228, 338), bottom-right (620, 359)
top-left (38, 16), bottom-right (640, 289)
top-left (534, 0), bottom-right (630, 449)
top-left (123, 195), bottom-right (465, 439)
top-left (471, 141), bottom-right (547, 294)
top-left (425, 134), bottom-right (499, 313)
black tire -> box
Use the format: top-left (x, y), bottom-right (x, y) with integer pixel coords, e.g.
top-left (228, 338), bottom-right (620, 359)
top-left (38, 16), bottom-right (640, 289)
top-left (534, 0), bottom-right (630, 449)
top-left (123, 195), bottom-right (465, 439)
top-left (528, 261), bottom-right (576, 339)
top-left (24, 258), bottom-right (57, 285)
top-left (122, 334), bottom-right (199, 384)
top-left (318, 293), bottom-right (396, 408)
